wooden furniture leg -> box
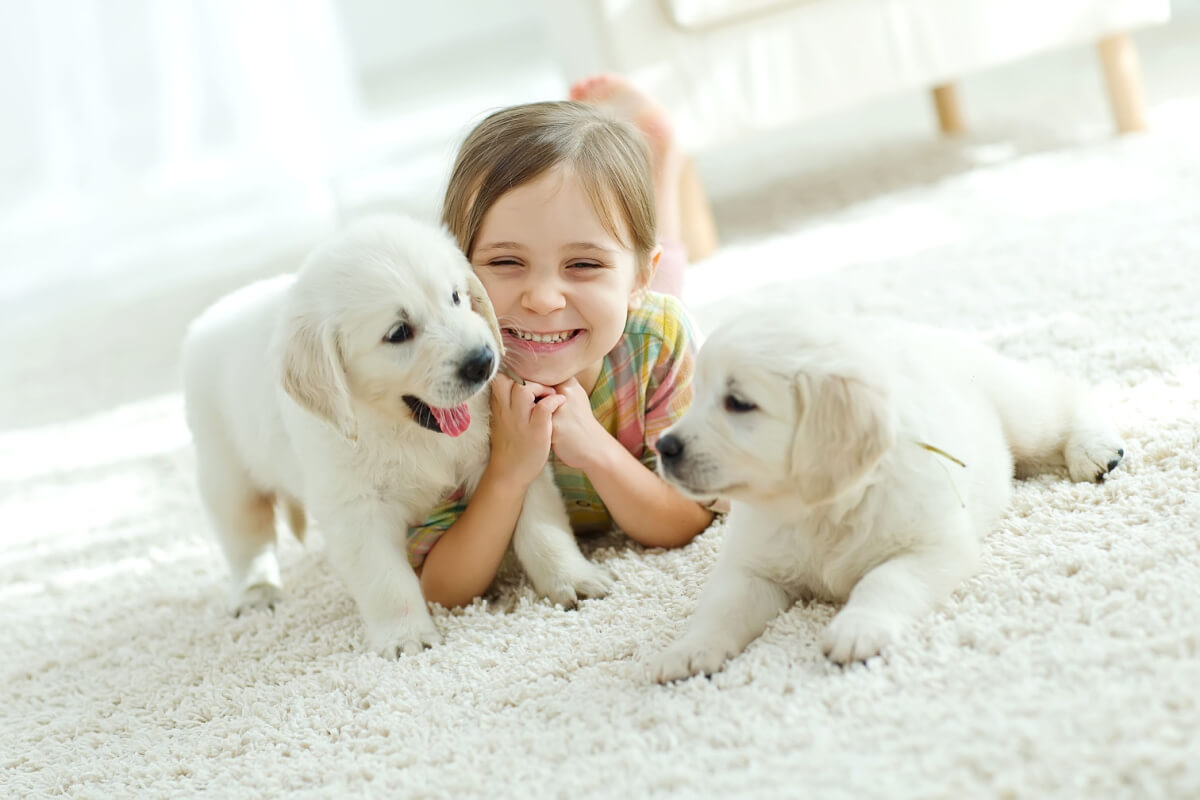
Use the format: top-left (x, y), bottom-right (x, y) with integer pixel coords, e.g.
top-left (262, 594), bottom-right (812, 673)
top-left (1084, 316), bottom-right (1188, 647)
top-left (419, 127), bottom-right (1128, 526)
top-left (1098, 32), bottom-right (1148, 133)
top-left (679, 158), bottom-right (720, 262)
top-left (931, 83), bottom-right (966, 136)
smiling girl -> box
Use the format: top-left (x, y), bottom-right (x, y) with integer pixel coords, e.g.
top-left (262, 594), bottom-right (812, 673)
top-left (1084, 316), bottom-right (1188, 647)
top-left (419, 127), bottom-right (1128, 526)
top-left (412, 77), bottom-right (714, 608)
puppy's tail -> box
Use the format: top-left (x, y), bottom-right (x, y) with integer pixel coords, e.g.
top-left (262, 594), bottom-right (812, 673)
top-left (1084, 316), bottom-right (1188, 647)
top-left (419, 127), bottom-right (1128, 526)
top-left (281, 496), bottom-right (307, 543)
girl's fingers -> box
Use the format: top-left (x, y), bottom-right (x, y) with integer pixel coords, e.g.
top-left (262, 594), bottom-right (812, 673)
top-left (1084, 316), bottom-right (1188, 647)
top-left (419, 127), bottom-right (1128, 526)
top-left (491, 372), bottom-right (514, 400)
top-left (533, 393), bottom-right (567, 423)
top-left (522, 381), bottom-right (555, 403)
top-left (553, 377), bottom-right (582, 394)
top-left (493, 373), bottom-right (541, 409)
top-left (511, 382), bottom-right (554, 411)
top-left (491, 376), bottom-right (559, 425)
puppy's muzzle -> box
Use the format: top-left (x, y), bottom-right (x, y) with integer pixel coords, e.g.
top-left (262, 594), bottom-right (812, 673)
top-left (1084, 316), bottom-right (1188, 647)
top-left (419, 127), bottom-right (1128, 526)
top-left (656, 433), bottom-right (685, 478)
top-left (458, 346), bottom-right (497, 386)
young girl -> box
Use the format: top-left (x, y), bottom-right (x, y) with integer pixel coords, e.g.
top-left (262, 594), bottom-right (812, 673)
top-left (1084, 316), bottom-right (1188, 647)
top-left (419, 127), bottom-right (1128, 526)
top-left (412, 76), bottom-right (714, 608)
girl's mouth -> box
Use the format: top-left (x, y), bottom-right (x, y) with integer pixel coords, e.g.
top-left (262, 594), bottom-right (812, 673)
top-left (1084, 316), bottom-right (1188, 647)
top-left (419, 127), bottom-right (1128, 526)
top-left (503, 328), bottom-right (582, 353)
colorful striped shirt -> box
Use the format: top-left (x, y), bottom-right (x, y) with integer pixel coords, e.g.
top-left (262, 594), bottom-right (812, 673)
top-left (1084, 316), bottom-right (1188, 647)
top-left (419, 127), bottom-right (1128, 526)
top-left (405, 290), bottom-right (699, 568)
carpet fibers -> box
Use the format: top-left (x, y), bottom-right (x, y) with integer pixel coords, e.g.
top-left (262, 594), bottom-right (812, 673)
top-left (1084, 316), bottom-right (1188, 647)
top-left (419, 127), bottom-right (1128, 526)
top-left (4, 95), bottom-right (1200, 800)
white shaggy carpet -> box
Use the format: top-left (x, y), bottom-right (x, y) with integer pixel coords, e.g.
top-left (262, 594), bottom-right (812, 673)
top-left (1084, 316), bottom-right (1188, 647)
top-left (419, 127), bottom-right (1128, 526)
top-left (5, 53), bottom-right (1200, 800)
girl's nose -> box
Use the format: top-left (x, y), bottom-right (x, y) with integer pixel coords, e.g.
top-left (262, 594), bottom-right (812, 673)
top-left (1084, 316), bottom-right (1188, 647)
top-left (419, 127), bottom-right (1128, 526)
top-left (521, 277), bottom-right (566, 315)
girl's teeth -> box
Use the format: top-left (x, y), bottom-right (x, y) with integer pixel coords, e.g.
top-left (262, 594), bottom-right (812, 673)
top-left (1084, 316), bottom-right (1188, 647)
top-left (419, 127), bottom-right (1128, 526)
top-left (512, 329), bottom-right (573, 343)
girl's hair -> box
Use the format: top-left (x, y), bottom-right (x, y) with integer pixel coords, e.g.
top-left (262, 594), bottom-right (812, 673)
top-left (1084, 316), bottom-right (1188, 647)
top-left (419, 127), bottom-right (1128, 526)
top-left (442, 101), bottom-right (657, 282)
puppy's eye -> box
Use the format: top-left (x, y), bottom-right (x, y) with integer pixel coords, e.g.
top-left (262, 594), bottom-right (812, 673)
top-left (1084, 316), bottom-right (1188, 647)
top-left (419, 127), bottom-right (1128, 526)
top-left (385, 322), bottom-right (413, 344)
top-left (724, 394), bottom-right (757, 413)
top-left (452, 290), bottom-right (461, 306)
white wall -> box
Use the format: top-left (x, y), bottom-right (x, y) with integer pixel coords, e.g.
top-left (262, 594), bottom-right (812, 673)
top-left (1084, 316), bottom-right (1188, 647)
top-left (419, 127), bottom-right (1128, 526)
top-left (338, 0), bottom-right (540, 78)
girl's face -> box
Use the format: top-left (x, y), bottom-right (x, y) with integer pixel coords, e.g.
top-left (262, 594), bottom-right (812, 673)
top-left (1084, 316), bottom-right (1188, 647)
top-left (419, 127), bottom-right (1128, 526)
top-left (471, 164), bottom-right (651, 392)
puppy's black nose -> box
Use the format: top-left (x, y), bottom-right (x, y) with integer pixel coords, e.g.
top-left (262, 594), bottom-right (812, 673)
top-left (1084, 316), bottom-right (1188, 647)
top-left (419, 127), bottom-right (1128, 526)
top-left (459, 346), bottom-right (496, 384)
top-left (657, 433), bottom-right (684, 462)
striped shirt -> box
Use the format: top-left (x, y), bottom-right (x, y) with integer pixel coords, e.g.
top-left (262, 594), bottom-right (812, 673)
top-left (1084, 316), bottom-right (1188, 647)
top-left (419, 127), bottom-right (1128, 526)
top-left (405, 290), bottom-right (699, 568)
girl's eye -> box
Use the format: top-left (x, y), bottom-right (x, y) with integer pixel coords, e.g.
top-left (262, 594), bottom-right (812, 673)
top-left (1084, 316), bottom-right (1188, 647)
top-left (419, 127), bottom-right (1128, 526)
top-left (724, 394), bottom-right (757, 413)
top-left (451, 290), bottom-right (460, 305)
top-left (568, 261), bottom-right (603, 270)
top-left (385, 322), bottom-right (413, 344)
top-left (488, 259), bottom-right (521, 267)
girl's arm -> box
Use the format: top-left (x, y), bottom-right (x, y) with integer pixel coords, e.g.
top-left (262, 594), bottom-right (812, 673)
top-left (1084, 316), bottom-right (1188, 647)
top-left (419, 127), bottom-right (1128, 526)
top-left (418, 464), bottom-right (529, 608)
top-left (419, 376), bottom-right (565, 608)
top-left (577, 432), bottom-right (714, 547)
top-left (549, 377), bottom-right (712, 548)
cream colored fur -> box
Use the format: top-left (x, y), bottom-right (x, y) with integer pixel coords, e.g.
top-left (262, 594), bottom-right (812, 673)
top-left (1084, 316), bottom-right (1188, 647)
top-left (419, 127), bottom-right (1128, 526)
top-left (181, 215), bottom-right (609, 657)
top-left (651, 309), bottom-right (1125, 680)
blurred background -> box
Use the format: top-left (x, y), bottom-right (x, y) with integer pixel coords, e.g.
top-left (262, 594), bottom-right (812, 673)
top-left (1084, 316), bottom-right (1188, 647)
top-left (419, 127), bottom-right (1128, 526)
top-left (1, 0), bottom-right (1198, 431)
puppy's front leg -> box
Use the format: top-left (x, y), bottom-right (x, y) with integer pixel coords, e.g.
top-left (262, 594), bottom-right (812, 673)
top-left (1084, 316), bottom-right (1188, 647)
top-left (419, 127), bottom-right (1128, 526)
top-left (513, 466), bottom-right (612, 607)
top-left (650, 545), bottom-right (791, 683)
top-left (321, 502), bottom-right (441, 658)
top-left (822, 540), bottom-right (977, 663)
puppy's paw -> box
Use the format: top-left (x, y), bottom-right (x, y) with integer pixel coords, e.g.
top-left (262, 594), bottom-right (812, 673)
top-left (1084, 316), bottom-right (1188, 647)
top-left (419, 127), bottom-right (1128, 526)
top-left (536, 561), bottom-right (614, 609)
top-left (1066, 428), bottom-right (1125, 483)
top-left (233, 582), bottom-right (284, 617)
top-left (821, 608), bottom-right (904, 664)
top-left (648, 639), bottom-right (737, 683)
top-left (367, 621), bottom-right (442, 659)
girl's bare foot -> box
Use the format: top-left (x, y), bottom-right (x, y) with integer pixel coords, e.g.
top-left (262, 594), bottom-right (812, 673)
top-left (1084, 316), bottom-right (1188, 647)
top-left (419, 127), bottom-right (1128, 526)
top-left (570, 73), bottom-right (684, 242)
top-left (570, 74), bottom-right (680, 173)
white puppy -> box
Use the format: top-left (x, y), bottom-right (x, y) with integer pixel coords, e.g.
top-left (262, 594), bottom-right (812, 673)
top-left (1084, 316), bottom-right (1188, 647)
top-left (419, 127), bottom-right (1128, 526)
top-left (182, 215), bottom-right (610, 657)
top-left (650, 309), bottom-right (1124, 681)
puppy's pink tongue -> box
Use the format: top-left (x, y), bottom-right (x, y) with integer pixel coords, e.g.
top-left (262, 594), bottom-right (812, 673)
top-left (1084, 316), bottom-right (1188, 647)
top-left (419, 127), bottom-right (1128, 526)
top-left (431, 403), bottom-right (471, 437)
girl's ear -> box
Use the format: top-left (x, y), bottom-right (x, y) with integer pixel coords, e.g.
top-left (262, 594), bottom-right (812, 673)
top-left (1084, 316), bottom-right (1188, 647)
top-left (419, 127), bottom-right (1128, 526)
top-left (629, 245), bottom-right (662, 309)
top-left (643, 246), bottom-right (662, 290)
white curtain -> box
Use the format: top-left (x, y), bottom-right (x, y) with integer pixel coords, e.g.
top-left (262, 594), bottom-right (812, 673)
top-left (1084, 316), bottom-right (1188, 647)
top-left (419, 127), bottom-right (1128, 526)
top-left (0, 0), bottom-right (361, 256)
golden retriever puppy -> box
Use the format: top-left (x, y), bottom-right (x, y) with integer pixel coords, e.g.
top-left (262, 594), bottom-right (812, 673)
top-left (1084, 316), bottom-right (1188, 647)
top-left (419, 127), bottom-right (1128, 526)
top-left (182, 215), bottom-right (610, 658)
top-left (650, 309), bottom-right (1124, 681)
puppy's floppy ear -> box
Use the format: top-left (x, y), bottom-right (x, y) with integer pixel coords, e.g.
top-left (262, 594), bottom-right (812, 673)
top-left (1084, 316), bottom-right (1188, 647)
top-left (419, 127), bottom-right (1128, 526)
top-left (280, 313), bottom-right (358, 442)
top-left (789, 374), bottom-right (893, 505)
top-left (466, 270), bottom-right (503, 354)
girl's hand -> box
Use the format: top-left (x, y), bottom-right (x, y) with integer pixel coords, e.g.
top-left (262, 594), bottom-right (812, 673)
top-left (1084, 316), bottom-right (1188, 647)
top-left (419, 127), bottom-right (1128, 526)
top-left (549, 377), bottom-right (608, 470)
top-left (488, 374), bottom-right (565, 488)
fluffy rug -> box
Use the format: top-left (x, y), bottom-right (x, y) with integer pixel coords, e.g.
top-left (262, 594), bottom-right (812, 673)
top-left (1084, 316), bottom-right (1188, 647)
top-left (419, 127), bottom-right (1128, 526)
top-left (5, 82), bottom-right (1200, 800)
